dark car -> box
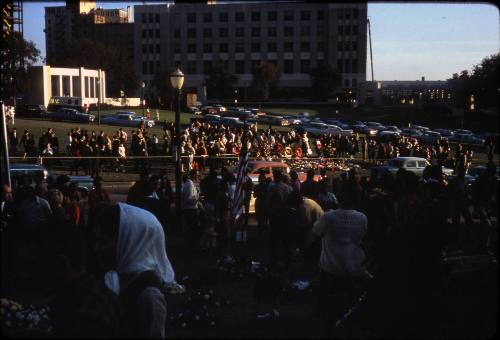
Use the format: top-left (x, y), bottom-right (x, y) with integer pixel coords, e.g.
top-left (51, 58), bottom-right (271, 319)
top-left (16, 104), bottom-right (47, 118)
top-left (46, 108), bottom-right (95, 123)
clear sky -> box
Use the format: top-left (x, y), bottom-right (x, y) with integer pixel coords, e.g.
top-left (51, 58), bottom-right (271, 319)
top-left (23, 1), bottom-right (500, 81)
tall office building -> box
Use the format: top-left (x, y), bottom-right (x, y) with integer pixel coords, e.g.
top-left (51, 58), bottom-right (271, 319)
top-left (45, 1), bottom-right (133, 66)
top-left (134, 1), bottom-right (367, 101)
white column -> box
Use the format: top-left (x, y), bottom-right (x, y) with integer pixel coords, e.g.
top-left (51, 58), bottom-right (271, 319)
top-left (101, 70), bottom-right (106, 100)
top-left (58, 75), bottom-right (63, 96)
top-left (69, 76), bottom-right (73, 96)
top-left (80, 67), bottom-right (85, 99)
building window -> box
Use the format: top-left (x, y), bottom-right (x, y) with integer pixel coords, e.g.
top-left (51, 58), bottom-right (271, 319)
top-left (142, 44), bottom-right (147, 53)
top-left (187, 61), bottom-right (196, 74)
top-left (344, 59), bottom-right (351, 73)
top-left (174, 44), bottom-right (181, 53)
top-left (268, 27), bottom-right (276, 37)
top-left (155, 29), bottom-right (160, 38)
top-left (219, 43), bottom-right (228, 53)
top-left (300, 60), bottom-right (310, 74)
top-left (338, 26), bottom-right (343, 35)
top-left (352, 59), bottom-right (358, 73)
top-left (268, 42), bottom-right (277, 52)
top-left (301, 26), bottom-right (310, 36)
top-left (344, 41), bottom-right (350, 51)
top-left (203, 13), bottom-right (212, 23)
top-left (203, 44), bottom-right (212, 53)
top-left (149, 29), bottom-right (155, 38)
top-left (337, 41), bottom-right (343, 51)
top-left (235, 12), bottom-right (244, 21)
top-left (149, 61), bottom-right (155, 74)
top-left (204, 61), bottom-right (212, 74)
top-left (156, 44), bottom-right (160, 53)
top-left (284, 27), bottom-right (294, 37)
top-left (187, 28), bottom-right (196, 38)
top-left (251, 12), bottom-right (260, 21)
top-left (268, 11), bottom-right (277, 21)
top-left (155, 13), bottom-right (160, 23)
top-left (317, 25), bottom-right (325, 36)
top-left (351, 41), bottom-right (358, 51)
top-left (337, 59), bottom-right (343, 73)
top-left (352, 78), bottom-right (357, 87)
top-left (219, 28), bottom-right (228, 38)
top-left (142, 61), bottom-right (147, 74)
top-left (174, 29), bottom-right (180, 38)
top-left (149, 44), bottom-right (154, 53)
top-left (301, 11), bottom-right (311, 20)
top-left (141, 13), bottom-right (147, 23)
top-left (188, 44), bottom-right (196, 53)
top-left (345, 9), bottom-right (351, 20)
top-left (251, 42), bottom-right (260, 53)
top-left (353, 8), bottom-right (359, 19)
top-left (345, 26), bottom-right (351, 35)
top-left (317, 41), bottom-right (325, 52)
top-left (235, 60), bottom-right (245, 74)
top-left (284, 10), bottom-right (294, 21)
top-left (203, 28), bottom-right (212, 38)
top-left (337, 9), bottom-right (343, 19)
top-left (235, 42), bottom-right (244, 52)
top-left (142, 30), bottom-right (147, 38)
top-left (344, 78), bottom-right (350, 88)
top-left (352, 25), bottom-right (358, 35)
top-left (148, 13), bottom-right (153, 23)
top-left (251, 27), bottom-right (260, 37)
top-left (187, 13), bottom-right (196, 23)
top-left (301, 41), bottom-right (310, 52)
top-left (284, 41), bottom-right (294, 52)
top-left (235, 27), bottom-right (244, 37)
top-left (317, 10), bottom-right (324, 21)
top-left (284, 60), bottom-right (294, 74)
top-left (219, 12), bottom-right (228, 22)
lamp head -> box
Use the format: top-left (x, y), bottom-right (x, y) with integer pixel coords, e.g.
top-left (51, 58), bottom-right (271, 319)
top-left (170, 68), bottom-right (185, 90)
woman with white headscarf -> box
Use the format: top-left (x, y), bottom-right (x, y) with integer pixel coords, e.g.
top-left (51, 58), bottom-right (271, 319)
top-left (94, 202), bottom-right (175, 339)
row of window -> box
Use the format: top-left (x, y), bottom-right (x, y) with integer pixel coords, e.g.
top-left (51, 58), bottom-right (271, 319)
top-left (186, 9), bottom-right (324, 23)
top-left (337, 41), bottom-right (358, 51)
top-left (172, 41), bottom-right (325, 54)
top-left (142, 29), bottom-right (160, 38)
top-left (338, 25), bottom-right (359, 35)
top-left (337, 59), bottom-right (359, 73)
top-left (337, 8), bottom-right (360, 20)
top-left (142, 44), bottom-right (160, 54)
top-left (174, 25), bottom-right (326, 39)
top-left (141, 12), bottom-right (160, 23)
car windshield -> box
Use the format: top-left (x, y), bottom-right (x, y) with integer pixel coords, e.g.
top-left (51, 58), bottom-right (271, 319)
top-left (388, 159), bottom-right (404, 168)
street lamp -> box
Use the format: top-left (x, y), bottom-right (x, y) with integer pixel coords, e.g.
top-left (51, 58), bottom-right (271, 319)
top-left (170, 68), bottom-right (184, 226)
top-left (409, 97), bottom-right (414, 140)
top-left (96, 78), bottom-right (101, 125)
top-left (141, 81), bottom-right (146, 116)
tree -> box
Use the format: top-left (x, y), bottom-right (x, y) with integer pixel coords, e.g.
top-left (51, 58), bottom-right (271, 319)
top-left (152, 68), bottom-right (175, 110)
top-left (250, 61), bottom-right (280, 101)
top-left (53, 38), bottom-right (139, 97)
top-left (309, 64), bottom-right (342, 101)
top-left (205, 63), bottom-right (239, 100)
top-left (1, 31), bottom-right (40, 100)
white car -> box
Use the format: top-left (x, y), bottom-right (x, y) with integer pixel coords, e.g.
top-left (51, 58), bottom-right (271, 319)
top-left (418, 131), bottom-right (443, 144)
top-left (301, 122), bottom-right (353, 137)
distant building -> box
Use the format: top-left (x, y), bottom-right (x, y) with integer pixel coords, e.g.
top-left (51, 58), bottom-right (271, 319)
top-left (134, 1), bottom-right (368, 101)
top-left (358, 77), bottom-right (452, 106)
top-left (27, 65), bottom-right (106, 108)
top-left (44, 1), bottom-right (133, 67)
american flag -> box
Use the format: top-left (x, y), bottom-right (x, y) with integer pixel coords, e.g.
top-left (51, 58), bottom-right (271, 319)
top-left (231, 138), bottom-right (249, 224)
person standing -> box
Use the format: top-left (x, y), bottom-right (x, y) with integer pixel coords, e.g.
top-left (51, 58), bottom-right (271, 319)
top-left (182, 169), bottom-right (200, 250)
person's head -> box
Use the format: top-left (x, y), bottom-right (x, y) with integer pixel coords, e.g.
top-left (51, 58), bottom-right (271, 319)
top-left (48, 188), bottom-right (64, 209)
top-left (147, 174), bottom-right (161, 194)
top-left (290, 170), bottom-right (299, 181)
top-left (258, 172), bottom-right (267, 184)
top-left (306, 169), bottom-right (315, 180)
top-left (1, 184), bottom-right (13, 203)
top-left (189, 169), bottom-right (199, 181)
top-left (272, 169), bottom-right (283, 183)
top-left (282, 173), bottom-right (291, 185)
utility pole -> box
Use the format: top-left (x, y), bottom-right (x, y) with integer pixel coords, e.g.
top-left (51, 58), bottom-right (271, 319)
top-left (367, 17), bottom-right (374, 82)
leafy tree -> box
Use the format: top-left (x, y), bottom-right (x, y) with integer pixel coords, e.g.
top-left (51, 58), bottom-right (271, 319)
top-left (250, 61), bottom-right (280, 101)
top-left (53, 38), bottom-right (139, 97)
top-left (309, 64), bottom-right (342, 100)
top-left (152, 68), bottom-right (175, 110)
top-left (205, 63), bottom-right (239, 100)
top-left (1, 31), bottom-right (40, 99)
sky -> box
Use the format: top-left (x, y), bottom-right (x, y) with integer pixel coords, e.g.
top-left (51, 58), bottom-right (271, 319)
top-left (23, 1), bottom-right (500, 81)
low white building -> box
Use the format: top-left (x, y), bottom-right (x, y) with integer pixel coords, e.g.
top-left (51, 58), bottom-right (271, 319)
top-left (27, 65), bottom-right (106, 108)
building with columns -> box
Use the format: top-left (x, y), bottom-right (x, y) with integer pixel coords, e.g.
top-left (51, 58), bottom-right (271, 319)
top-left (27, 65), bottom-right (106, 108)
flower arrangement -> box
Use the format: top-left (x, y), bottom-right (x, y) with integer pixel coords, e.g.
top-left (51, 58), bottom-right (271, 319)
top-left (1, 298), bottom-right (52, 335)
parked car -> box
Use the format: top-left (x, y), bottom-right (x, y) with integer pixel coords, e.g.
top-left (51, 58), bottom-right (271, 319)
top-left (212, 104), bottom-right (227, 113)
top-left (16, 104), bottom-right (47, 118)
top-left (371, 157), bottom-right (454, 178)
top-left (203, 114), bottom-right (222, 123)
top-left (412, 125), bottom-right (430, 132)
top-left (400, 128), bottom-right (423, 137)
top-left (225, 109), bottom-right (254, 120)
top-left (299, 122), bottom-right (352, 137)
top-left (453, 129), bottom-right (473, 135)
top-left (376, 131), bottom-right (401, 142)
top-left (384, 126), bottom-right (402, 134)
top-left (258, 115), bottom-right (290, 126)
top-left (186, 106), bottom-right (202, 115)
top-left (434, 128), bottom-right (455, 138)
top-left (351, 121), bottom-right (368, 133)
top-left (297, 111), bottom-right (310, 119)
top-left (247, 108), bottom-right (266, 116)
top-left (324, 120), bottom-right (351, 130)
top-left (282, 115), bottom-right (302, 125)
top-left (101, 111), bottom-right (155, 128)
top-left (363, 121), bottom-right (387, 131)
top-left (201, 106), bottom-right (217, 115)
top-left (449, 133), bottom-right (485, 145)
top-left (417, 131), bottom-right (443, 144)
top-left (217, 117), bottom-right (245, 128)
top-left (45, 108), bottom-right (95, 123)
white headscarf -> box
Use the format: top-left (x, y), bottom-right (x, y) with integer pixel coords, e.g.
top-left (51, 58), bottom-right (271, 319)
top-left (104, 203), bottom-right (175, 295)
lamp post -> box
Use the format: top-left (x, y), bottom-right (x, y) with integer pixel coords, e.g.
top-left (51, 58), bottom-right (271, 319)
top-left (170, 68), bottom-right (185, 226)
top-left (141, 81), bottom-right (146, 116)
top-left (409, 98), bottom-right (414, 140)
top-left (96, 78), bottom-right (101, 125)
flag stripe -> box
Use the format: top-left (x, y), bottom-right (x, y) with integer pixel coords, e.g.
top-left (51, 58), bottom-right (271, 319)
top-left (231, 143), bottom-right (248, 223)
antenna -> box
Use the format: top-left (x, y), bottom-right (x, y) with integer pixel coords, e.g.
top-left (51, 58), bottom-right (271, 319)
top-left (367, 17), bottom-right (374, 82)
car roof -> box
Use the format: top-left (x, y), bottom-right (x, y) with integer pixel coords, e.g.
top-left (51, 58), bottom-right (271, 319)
top-left (393, 157), bottom-right (427, 161)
